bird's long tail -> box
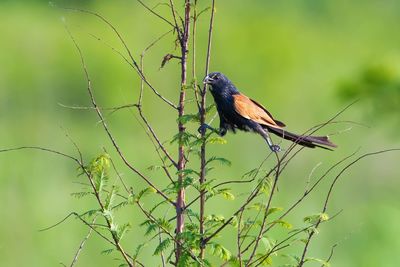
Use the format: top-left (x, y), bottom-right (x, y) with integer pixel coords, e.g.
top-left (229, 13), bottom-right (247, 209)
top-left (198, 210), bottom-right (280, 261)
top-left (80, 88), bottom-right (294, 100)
top-left (267, 127), bottom-right (337, 150)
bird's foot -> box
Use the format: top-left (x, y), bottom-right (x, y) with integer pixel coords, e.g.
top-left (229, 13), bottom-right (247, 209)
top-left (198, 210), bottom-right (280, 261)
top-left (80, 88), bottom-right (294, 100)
top-left (198, 124), bottom-right (214, 134)
top-left (269, 144), bottom-right (281, 152)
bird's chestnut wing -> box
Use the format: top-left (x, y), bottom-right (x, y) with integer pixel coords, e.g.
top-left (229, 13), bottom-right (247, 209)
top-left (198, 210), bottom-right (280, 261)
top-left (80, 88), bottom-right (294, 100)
top-left (233, 94), bottom-right (285, 128)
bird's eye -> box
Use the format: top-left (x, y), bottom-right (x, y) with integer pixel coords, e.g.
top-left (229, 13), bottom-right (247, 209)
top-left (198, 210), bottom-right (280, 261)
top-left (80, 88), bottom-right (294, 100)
top-left (213, 74), bottom-right (219, 80)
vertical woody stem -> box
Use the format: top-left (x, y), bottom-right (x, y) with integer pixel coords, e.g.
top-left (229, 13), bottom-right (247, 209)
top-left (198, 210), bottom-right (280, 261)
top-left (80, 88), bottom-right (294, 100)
top-left (199, 0), bottom-right (216, 259)
top-left (176, 0), bottom-right (191, 263)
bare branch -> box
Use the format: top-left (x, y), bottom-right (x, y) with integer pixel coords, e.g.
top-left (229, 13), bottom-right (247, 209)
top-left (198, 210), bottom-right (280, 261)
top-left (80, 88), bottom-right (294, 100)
top-left (63, 7), bottom-right (178, 109)
top-left (0, 146), bottom-right (80, 164)
top-left (199, 0), bottom-right (217, 259)
top-left (298, 148), bottom-right (400, 266)
top-left (136, 0), bottom-right (175, 27)
top-left (70, 215), bottom-right (98, 267)
top-left (66, 25), bottom-right (174, 207)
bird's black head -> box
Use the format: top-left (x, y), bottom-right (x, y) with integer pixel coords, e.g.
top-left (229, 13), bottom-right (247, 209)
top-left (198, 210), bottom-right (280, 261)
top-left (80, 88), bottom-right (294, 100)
top-left (203, 72), bottom-right (238, 96)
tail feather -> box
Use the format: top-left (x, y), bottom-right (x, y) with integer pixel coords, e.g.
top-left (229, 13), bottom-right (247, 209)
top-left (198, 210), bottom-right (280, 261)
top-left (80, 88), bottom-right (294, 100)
top-left (267, 127), bottom-right (337, 150)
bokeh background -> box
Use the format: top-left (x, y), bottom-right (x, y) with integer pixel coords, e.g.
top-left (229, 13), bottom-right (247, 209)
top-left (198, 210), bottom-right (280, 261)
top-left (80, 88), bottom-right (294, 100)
top-left (1, 0), bottom-right (400, 266)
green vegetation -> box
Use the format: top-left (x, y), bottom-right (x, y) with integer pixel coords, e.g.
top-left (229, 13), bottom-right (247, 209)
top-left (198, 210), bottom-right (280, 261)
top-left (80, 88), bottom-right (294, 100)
top-left (1, 1), bottom-right (399, 266)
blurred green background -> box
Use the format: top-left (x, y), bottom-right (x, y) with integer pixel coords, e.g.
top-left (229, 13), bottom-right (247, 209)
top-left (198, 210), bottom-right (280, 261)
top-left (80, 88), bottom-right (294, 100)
top-left (1, 0), bottom-right (399, 266)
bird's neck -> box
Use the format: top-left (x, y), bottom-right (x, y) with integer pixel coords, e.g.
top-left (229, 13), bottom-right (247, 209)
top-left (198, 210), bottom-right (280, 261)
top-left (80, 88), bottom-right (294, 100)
top-left (227, 84), bottom-right (240, 95)
top-left (211, 84), bottom-right (239, 99)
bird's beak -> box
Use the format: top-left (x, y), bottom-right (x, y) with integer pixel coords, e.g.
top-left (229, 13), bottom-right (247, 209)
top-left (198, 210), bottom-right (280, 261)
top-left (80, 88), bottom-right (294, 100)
top-left (203, 75), bottom-right (213, 84)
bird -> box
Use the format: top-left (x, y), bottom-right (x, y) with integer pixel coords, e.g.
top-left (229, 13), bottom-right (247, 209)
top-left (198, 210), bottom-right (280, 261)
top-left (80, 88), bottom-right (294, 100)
top-left (200, 72), bottom-right (337, 152)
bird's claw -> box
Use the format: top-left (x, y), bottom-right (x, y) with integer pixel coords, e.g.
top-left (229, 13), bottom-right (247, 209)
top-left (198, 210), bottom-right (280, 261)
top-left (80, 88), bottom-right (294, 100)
top-left (198, 124), bottom-right (208, 134)
top-left (270, 145), bottom-right (281, 152)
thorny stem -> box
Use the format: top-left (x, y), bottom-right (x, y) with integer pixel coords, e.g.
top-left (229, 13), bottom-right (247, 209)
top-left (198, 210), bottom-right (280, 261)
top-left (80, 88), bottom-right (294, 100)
top-left (199, 0), bottom-right (217, 259)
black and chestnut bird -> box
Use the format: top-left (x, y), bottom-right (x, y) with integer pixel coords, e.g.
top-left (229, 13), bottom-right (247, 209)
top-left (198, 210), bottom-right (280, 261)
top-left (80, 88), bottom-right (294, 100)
top-left (200, 72), bottom-right (337, 152)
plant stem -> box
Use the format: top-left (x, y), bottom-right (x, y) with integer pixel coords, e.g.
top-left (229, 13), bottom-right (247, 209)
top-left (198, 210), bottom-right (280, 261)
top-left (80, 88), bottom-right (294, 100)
top-left (199, 0), bottom-right (216, 259)
top-left (176, 0), bottom-right (191, 263)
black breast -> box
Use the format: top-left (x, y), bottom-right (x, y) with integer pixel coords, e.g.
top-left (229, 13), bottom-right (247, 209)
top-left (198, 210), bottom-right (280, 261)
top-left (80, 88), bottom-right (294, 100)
top-left (211, 90), bottom-right (254, 132)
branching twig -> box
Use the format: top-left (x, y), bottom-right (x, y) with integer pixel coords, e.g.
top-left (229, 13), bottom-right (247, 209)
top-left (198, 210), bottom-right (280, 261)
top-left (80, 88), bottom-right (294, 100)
top-left (63, 7), bottom-right (178, 109)
top-left (70, 215), bottom-right (98, 267)
top-left (298, 148), bottom-right (400, 266)
top-left (136, 0), bottom-right (175, 28)
top-left (66, 25), bottom-right (174, 206)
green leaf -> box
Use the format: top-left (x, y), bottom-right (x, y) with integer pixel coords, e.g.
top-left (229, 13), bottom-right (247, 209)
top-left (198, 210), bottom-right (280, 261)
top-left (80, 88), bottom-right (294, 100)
top-left (281, 253), bottom-right (301, 264)
top-left (70, 191), bottom-right (92, 199)
top-left (116, 223), bottom-right (130, 241)
top-left (186, 209), bottom-right (200, 221)
top-left (147, 165), bottom-right (163, 171)
top-left (112, 201), bottom-right (129, 211)
top-left (133, 243), bottom-right (147, 260)
top-left (170, 132), bottom-right (196, 146)
top-left (136, 187), bottom-right (155, 202)
top-left (182, 176), bottom-right (194, 189)
top-left (220, 190), bottom-right (235, 200)
top-left (267, 207), bottom-right (283, 216)
top-left (208, 136), bottom-right (227, 144)
top-left (205, 214), bottom-right (225, 223)
top-left (197, 179), bottom-right (216, 191)
top-left (177, 252), bottom-right (190, 267)
top-left (141, 220), bottom-right (158, 236)
top-left (242, 168), bottom-right (261, 179)
top-left (259, 176), bottom-right (273, 196)
top-left (102, 209), bottom-right (113, 222)
top-left (228, 256), bottom-right (241, 267)
top-left (230, 216), bottom-right (239, 228)
top-left (154, 238), bottom-right (172, 255)
top-left (104, 186), bottom-right (117, 210)
top-left (320, 213), bottom-right (330, 221)
top-left (206, 156), bottom-right (232, 166)
top-left (156, 218), bottom-right (173, 232)
top-left (209, 242), bottom-right (231, 261)
top-left (177, 168), bottom-right (200, 177)
top-left (255, 253), bottom-right (272, 266)
top-left (87, 153), bottom-right (111, 177)
top-left (272, 219), bottom-right (292, 229)
top-left (303, 213), bottom-right (329, 224)
top-left (261, 237), bottom-right (273, 251)
top-left (305, 257), bottom-right (330, 266)
top-left (247, 202), bottom-right (264, 211)
top-left (177, 114), bottom-right (200, 124)
top-left (101, 248), bottom-right (114, 255)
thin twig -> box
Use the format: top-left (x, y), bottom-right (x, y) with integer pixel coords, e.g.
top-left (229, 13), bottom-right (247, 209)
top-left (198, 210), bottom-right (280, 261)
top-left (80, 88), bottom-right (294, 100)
top-left (66, 24), bottom-right (174, 206)
top-left (168, 0), bottom-right (183, 40)
top-left (298, 148), bottom-right (400, 266)
top-left (63, 7), bottom-right (178, 109)
top-left (245, 153), bottom-right (281, 266)
top-left (199, 0), bottom-right (217, 259)
top-left (136, 0), bottom-right (175, 27)
top-left (70, 215), bottom-right (98, 267)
